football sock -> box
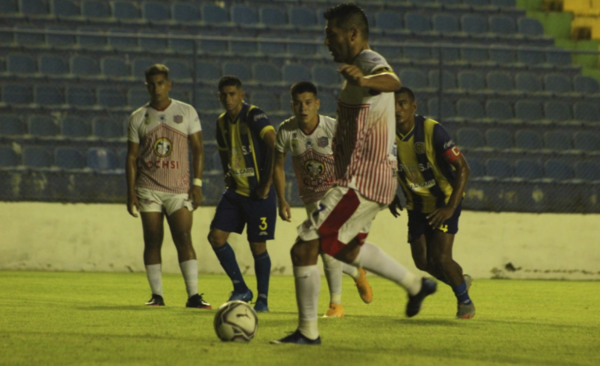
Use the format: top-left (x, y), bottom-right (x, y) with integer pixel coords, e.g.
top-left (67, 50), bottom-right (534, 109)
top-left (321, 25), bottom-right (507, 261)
top-left (453, 281), bottom-right (473, 305)
top-left (253, 251), bottom-right (271, 305)
top-left (212, 242), bottom-right (248, 293)
top-left (321, 253), bottom-right (343, 304)
top-left (342, 262), bottom-right (359, 279)
top-left (145, 263), bottom-right (163, 296)
top-left (294, 265), bottom-right (321, 340)
top-left (179, 259), bottom-right (198, 297)
top-left (352, 242), bottom-right (421, 296)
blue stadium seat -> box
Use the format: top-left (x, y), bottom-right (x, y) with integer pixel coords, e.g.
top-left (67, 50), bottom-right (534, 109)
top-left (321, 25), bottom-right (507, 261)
top-left (433, 13), bottom-right (466, 40)
top-left (375, 11), bottom-right (403, 32)
top-left (515, 72), bottom-right (545, 95)
top-left (117, 149), bottom-right (128, 170)
top-left (486, 99), bottom-right (513, 121)
top-left (485, 128), bottom-right (513, 149)
top-left (288, 35), bottom-right (316, 56)
top-left (20, 0), bottom-right (49, 16)
top-left (101, 57), bottom-right (130, 79)
top-left (142, 1), bottom-right (170, 23)
top-left (489, 44), bottom-right (517, 65)
top-left (544, 131), bottom-right (572, 150)
top-left (428, 70), bottom-right (457, 90)
top-left (318, 91), bottom-right (337, 116)
top-left (312, 65), bottom-right (341, 86)
top-left (515, 158), bottom-right (543, 179)
top-left (71, 55), bottom-right (100, 79)
top-left (98, 87), bottom-right (127, 109)
top-left (253, 62), bottom-right (281, 84)
top-left (573, 102), bottom-right (599, 123)
top-left (259, 6), bottom-right (286, 27)
top-left (427, 98), bottom-right (456, 120)
top-left (517, 47), bottom-right (546, 68)
top-left (23, 147), bottom-right (53, 168)
top-left (545, 49), bottom-right (573, 68)
top-left (201, 3), bottom-right (229, 25)
top-left (168, 30), bottom-right (194, 53)
top-left (0, 0), bottom-right (19, 16)
top-left (46, 25), bottom-right (75, 48)
top-left (257, 33), bottom-right (286, 55)
top-left (486, 71), bottom-right (517, 95)
top-left (7, 53), bottom-right (37, 75)
top-left (128, 87), bottom-right (148, 108)
top-left (34, 85), bottom-right (65, 106)
top-left (131, 58), bottom-right (157, 78)
top-left (544, 73), bottom-right (572, 94)
top-left (467, 157), bottom-right (485, 178)
top-left (456, 98), bottom-right (485, 120)
top-left (113, 1), bottom-right (140, 22)
top-left (250, 91), bottom-right (279, 112)
top-left (81, 0), bottom-right (110, 19)
top-left (283, 64), bottom-right (310, 84)
top-left (163, 59), bottom-right (190, 81)
top-left (196, 61), bottom-right (221, 82)
top-left (51, 0), bottom-right (81, 19)
top-left (492, 0), bottom-right (516, 5)
top-left (543, 101), bottom-right (571, 121)
top-left (232, 4), bottom-right (258, 26)
top-left (140, 29), bottom-right (167, 51)
top-left (108, 28), bottom-right (138, 51)
top-left (223, 62), bottom-right (251, 83)
top-left (573, 75), bottom-right (600, 95)
top-left (93, 117), bottom-right (122, 138)
top-left (199, 30), bottom-right (229, 54)
top-left (61, 116), bottom-right (90, 138)
top-left (3, 84), bottom-right (33, 104)
top-left (544, 159), bottom-right (573, 180)
top-left (573, 131), bottom-right (600, 151)
top-left (405, 12), bottom-right (432, 34)
top-left (28, 115), bottom-right (59, 136)
top-left (0, 115), bottom-right (26, 136)
top-left (55, 148), bottom-right (86, 169)
top-left (515, 101), bottom-right (548, 124)
top-left (194, 90), bottom-right (220, 112)
top-left (574, 161), bottom-right (600, 181)
top-left (457, 70), bottom-right (485, 93)
top-left (289, 7), bottom-right (317, 28)
top-left (67, 86), bottom-right (96, 107)
top-left (460, 45), bottom-right (489, 64)
top-left (15, 24), bottom-right (45, 46)
top-left (515, 130), bottom-right (543, 150)
top-left (404, 43), bottom-right (435, 63)
top-left (0, 146), bottom-right (19, 168)
top-left (39, 54), bottom-right (69, 76)
top-left (172, 2), bottom-right (199, 23)
top-left (399, 68), bottom-right (429, 90)
top-left (87, 148), bottom-right (119, 170)
top-left (486, 158), bottom-right (513, 178)
top-left (461, 14), bottom-right (496, 42)
top-left (0, 26), bottom-right (14, 46)
top-left (489, 15), bottom-right (517, 36)
top-left (517, 17), bottom-right (551, 43)
top-left (77, 26), bottom-right (107, 50)
top-left (456, 127), bottom-right (484, 148)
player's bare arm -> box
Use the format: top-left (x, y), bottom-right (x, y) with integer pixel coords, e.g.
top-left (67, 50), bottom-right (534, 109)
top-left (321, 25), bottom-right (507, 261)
top-left (273, 150), bottom-right (291, 222)
top-left (339, 65), bottom-right (401, 92)
top-left (188, 131), bottom-right (204, 209)
top-left (427, 154), bottom-right (471, 228)
top-left (255, 129), bottom-right (276, 200)
top-left (125, 141), bottom-right (141, 217)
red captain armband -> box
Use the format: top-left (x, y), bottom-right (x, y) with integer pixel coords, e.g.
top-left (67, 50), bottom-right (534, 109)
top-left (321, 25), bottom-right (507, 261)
top-left (443, 146), bottom-right (462, 163)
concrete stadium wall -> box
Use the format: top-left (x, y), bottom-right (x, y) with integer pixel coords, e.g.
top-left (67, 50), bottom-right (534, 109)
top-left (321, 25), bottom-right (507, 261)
top-left (2, 202), bottom-right (599, 280)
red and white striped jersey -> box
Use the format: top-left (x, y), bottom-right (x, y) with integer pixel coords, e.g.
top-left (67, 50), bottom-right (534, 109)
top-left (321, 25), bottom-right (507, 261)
top-left (334, 49), bottom-right (398, 205)
top-left (128, 99), bottom-right (201, 194)
top-left (275, 115), bottom-right (337, 205)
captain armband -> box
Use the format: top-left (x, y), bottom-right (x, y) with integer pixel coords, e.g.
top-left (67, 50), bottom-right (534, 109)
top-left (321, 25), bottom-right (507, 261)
top-left (442, 146), bottom-right (462, 163)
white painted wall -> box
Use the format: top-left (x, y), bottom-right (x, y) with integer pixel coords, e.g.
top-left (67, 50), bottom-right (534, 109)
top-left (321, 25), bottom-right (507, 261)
top-left (1, 202), bottom-right (599, 280)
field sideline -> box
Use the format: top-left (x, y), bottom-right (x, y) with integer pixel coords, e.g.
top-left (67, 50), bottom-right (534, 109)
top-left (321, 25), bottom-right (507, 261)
top-left (0, 271), bottom-right (598, 366)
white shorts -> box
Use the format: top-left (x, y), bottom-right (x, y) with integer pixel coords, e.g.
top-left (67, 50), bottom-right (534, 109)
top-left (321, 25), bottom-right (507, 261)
top-left (298, 186), bottom-right (385, 256)
top-left (136, 187), bottom-right (193, 216)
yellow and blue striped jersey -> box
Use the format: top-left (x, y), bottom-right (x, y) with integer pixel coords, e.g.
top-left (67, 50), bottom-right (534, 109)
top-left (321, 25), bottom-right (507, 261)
top-left (396, 115), bottom-right (461, 213)
top-left (216, 102), bottom-right (275, 197)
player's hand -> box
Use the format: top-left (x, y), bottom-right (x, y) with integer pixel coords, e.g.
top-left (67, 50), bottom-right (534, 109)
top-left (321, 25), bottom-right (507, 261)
top-left (339, 64), bottom-right (366, 87)
top-left (127, 194), bottom-right (141, 218)
top-left (388, 194), bottom-right (403, 218)
top-left (189, 186), bottom-right (203, 210)
top-left (426, 206), bottom-right (455, 230)
top-left (255, 185), bottom-right (270, 200)
top-left (278, 200), bottom-right (292, 222)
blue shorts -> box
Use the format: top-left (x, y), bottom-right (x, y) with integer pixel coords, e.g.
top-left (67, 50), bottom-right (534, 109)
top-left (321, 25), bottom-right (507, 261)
top-left (406, 204), bottom-right (462, 243)
top-left (210, 187), bottom-right (276, 242)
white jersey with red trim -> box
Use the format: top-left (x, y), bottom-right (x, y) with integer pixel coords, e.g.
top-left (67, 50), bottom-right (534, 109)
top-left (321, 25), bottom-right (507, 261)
top-left (128, 99), bottom-right (201, 194)
top-left (275, 115), bottom-right (337, 205)
top-left (334, 49), bottom-right (398, 205)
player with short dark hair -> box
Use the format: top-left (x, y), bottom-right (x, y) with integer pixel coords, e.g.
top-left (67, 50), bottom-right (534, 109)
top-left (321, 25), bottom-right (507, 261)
top-left (208, 75), bottom-right (277, 313)
top-left (126, 63), bottom-right (211, 309)
top-left (390, 87), bottom-right (475, 319)
top-left (272, 4), bottom-right (436, 345)
top-left (273, 81), bottom-right (373, 319)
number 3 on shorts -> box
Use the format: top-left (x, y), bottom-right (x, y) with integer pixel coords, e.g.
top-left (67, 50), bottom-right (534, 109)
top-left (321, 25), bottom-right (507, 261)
top-left (259, 217), bottom-right (268, 230)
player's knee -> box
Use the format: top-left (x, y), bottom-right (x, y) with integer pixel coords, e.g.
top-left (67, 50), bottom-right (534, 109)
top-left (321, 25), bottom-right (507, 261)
top-left (173, 231), bottom-right (192, 246)
top-left (414, 258), bottom-right (429, 271)
top-left (207, 232), bottom-right (225, 248)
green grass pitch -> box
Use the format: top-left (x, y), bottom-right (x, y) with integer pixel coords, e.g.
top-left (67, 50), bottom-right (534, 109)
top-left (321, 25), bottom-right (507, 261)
top-left (0, 271), bottom-right (598, 366)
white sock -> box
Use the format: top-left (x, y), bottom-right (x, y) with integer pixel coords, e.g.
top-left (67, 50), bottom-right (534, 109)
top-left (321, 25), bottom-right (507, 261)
top-left (179, 259), bottom-right (198, 298)
top-left (321, 253), bottom-right (342, 304)
top-left (294, 265), bottom-right (320, 340)
top-left (352, 242), bottom-right (421, 296)
top-left (145, 263), bottom-right (163, 296)
top-left (342, 262), bottom-right (359, 279)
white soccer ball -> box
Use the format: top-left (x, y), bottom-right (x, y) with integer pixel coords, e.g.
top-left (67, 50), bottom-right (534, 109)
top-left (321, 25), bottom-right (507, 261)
top-left (213, 301), bottom-right (258, 342)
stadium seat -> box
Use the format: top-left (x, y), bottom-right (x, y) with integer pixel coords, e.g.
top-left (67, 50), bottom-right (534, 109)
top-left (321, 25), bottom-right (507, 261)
top-left (288, 34), bottom-right (316, 56)
top-left (46, 25), bottom-right (75, 48)
top-left (461, 14), bottom-right (496, 42)
top-left (51, 0), bottom-right (81, 19)
top-left (93, 117), bottom-right (122, 138)
top-left (3, 84), bottom-right (33, 105)
top-left (489, 15), bottom-right (517, 36)
top-left (0, 115), bottom-right (26, 136)
top-left (61, 116), bottom-right (91, 138)
top-left (253, 62), bottom-right (281, 84)
top-left (485, 158), bottom-right (513, 179)
top-left (404, 43), bottom-right (435, 63)
top-left (249, 91), bottom-right (279, 112)
top-left (486, 71), bottom-right (517, 95)
top-left (492, 0), bottom-right (516, 5)
top-left (485, 128), bottom-right (513, 149)
top-left (77, 26), bottom-right (107, 50)
top-left (573, 75), bottom-right (600, 94)
top-left (467, 157), bottom-right (485, 178)
top-left (15, 24), bottom-right (45, 46)
top-left (168, 30), bottom-right (194, 53)
top-left (194, 90), bottom-right (221, 112)
top-left (142, 1), bottom-right (170, 23)
top-left (574, 161), bottom-right (600, 181)
top-left (544, 159), bottom-right (574, 180)
top-left (98, 87), bottom-right (127, 109)
top-left (20, 0), bottom-right (50, 16)
top-left (289, 7), bottom-right (317, 28)
top-left (486, 99), bottom-right (514, 121)
top-left (23, 147), bottom-right (53, 168)
top-left (544, 131), bottom-right (572, 150)
top-left (172, 2), bottom-right (199, 23)
top-left (543, 101), bottom-right (572, 122)
top-left (375, 11), bottom-right (403, 32)
top-left (399, 68), bottom-right (429, 90)
top-left (232, 4), bottom-right (258, 26)
top-left (108, 28), bottom-right (138, 51)
top-left (517, 47), bottom-right (546, 68)
top-left (428, 70), bottom-right (457, 90)
top-left (545, 49), bottom-right (573, 68)
top-left (283, 64), bottom-right (310, 84)
top-left (34, 85), bottom-right (65, 106)
top-left (544, 73), bottom-right (573, 94)
top-left (201, 3), bottom-right (229, 25)
top-left (515, 130), bottom-right (543, 150)
top-left (318, 91), bottom-right (337, 116)
top-left (489, 44), bottom-right (517, 66)
top-left (67, 86), bottom-right (96, 107)
top-left (117, 149), bottom-right (128, 170)
top-left (131, 58), bottom-right (157, 79)
top-left (71, 55), bottom-right (100, 79)
top-left (456, 127), bottom-right (484, 148)
top-left (7, 53), bottom-right (37, 75)
top-left (196, 61), bottom-right (221, 82)
top-left (128, 87), bottom-right (149, 108)
top-left (427, 98), bottom-right (456, 119)
top-left (81, 0), bottom-right (110, 19)
top-left (199, 30), bottom-right (229, 54)
top-left (457, 71), bottom-right (485, 93)
top-left (259, 6), bottom-right (286, 27)
top-left (101, 57), bottom-right (130, 79)
top-left (55, 148), bottom-right (86, 169)
top-left (515, 72), bottom-right (546, 96)
top-left (28, 115), bottom-right (59, 137)
top-left (573, 131), bottom-right (600, 151)
top-left (87, 148), bottom-right (119, 170)
top-left (515, 158), bottom-right (543, 179)
top-left (0, 146), bottom-right (19, 168)
top-left (163, 59), bottom-right (190, 81)
top-left (456, 98), bottom-right (485, 120)
top-left (433, 13), bottom-right (467, 40)
top-left (222, 62), bottom-right (251, 83)
top-left (39, 54), bottom-right (69, 76)
top-left (140, 29), bottom-right (167, 51)
top-left (113, 1), bottom-right (141, 22)
top-left (573, 102), bottom-right (600, 123)
top-left (312, 65), bottom-right (341, 86)
top-left (517, 17), bottom-right (544, 37)
top-left (460, 45), bottom-right (489, 64)
top-left (405, 12), bottom-right (432, 34)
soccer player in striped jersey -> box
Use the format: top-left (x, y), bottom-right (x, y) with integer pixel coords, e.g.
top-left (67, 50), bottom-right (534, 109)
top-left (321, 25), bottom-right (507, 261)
top-left (126, 64), bottom-right (211, 309)
top-left (390, 87), bottom-right (475, 319)
top-left (207, 76), bottom-right (277, 313)
top-left (272, 4), bottom-right (436, 345)
top-left (273, 81), bottom-right (373, 319)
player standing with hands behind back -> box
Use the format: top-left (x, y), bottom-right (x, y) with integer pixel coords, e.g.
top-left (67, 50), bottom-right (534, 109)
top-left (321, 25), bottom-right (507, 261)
top-left (126, 64), bottom-right (211, 309)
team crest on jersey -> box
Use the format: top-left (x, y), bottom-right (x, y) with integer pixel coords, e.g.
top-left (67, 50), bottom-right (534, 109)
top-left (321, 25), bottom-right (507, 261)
top-left (174, 115), bottom-right (183, 124)
top-left (144, 113), bottom-right (151, 125)
top-left (154, 138), bottom-right (173, 157)
top-left (306, 139), bottom-right (313, 147)
top-left (159, 114), bottom-right (166, 123)
top-left (317, 136), bottom-right (329, 147)
top-left (414, 142), bottom-right (426, 154)
top-left (304, 159), bottom-right (324, 177)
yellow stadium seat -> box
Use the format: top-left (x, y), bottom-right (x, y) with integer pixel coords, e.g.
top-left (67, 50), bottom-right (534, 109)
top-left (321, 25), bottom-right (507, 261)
top-left (563, 0), bottom-right (591, 14)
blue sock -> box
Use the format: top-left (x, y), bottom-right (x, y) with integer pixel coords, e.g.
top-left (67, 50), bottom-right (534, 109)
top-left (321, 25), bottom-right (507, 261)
top-left (452, 281), bottom-right (472, 305)
top-left (253, 252), bottom-right (271, 305)
top-left (212, 243), bottom-right (248, 294)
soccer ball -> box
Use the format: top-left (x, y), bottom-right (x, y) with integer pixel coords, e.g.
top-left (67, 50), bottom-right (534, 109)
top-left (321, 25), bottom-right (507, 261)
top-left (213, 301), bottom-right (258, 342)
